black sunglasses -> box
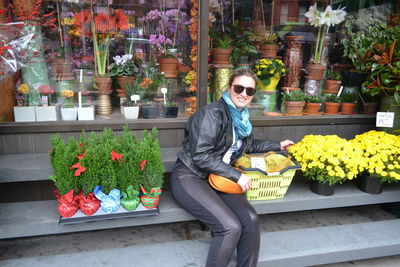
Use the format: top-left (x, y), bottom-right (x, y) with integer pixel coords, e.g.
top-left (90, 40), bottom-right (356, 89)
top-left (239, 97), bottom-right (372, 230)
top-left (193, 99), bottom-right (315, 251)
top-left (232, 84), bottom-right (257, 96)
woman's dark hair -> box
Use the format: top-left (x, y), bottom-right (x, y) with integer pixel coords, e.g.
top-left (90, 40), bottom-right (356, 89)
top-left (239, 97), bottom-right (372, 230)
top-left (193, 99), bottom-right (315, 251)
top-left (228, 68), bottom-right (257, 87)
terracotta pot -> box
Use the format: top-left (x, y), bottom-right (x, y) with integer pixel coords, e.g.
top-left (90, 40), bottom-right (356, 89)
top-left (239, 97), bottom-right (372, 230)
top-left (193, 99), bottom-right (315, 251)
top-left (305, 102), bottom-right (321, 115)
top-left (260, 44), bottom-right (279, 58)
top-left (281, 87), bottom-right (300, 92)
top-left (158, 57), bottom-right (179, 78)
top-left (178, 63), bottom-right (191, 73)
top-left (252, 40), bottom-right (263, 50)
top-left (361, 102), bottom-right (378, 114)
top-left (284, 101), bottom-right (305, 115)
top-left (341, 103), bottom-right (356, 114)
top-left (306, 63), bottom-right (326, 80)
top-left (212, 48), bottom-right (233, 65)
top-left (116, 89), bottom-right (128, 98)
top-left (324, 102), bottom-right (340, 114)
top-left (116, 76), bottom-right (135, 91)
top-left (94, 76), bottom-right (112, 93)
top-left (324, 80), bottom-right (342, 94)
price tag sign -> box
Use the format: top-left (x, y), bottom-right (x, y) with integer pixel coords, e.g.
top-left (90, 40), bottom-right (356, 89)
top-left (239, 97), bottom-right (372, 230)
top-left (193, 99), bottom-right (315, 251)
top-left (376, 112), bottom-right (395, 128)
top-left (161, 88), bottom-right (168, 94)
top-left (131, 94), bottom-right (140, 102)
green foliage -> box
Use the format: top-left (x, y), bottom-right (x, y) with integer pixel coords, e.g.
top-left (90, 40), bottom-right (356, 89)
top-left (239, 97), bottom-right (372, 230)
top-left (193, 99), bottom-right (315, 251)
top-left (165, 101), bottom-right (178, 107)
top-left (281, 90), bottom-right (306, 102)
top-left (137, 128), bottom-right (165, 191)
top-left (325, 70), bottom-right (342, 81)
top-left (323, 93), bottom-right (341, 103)
top-left (210, 29), bottom-right (236, 48)
top-left (305, 96), bottom-right (323, 103)
top-left (108, 58), bottom-right (139, 77)
top-left (49, 134), bottom-right (80, 195)
top-left (340, 92), bottom-right (358, 103)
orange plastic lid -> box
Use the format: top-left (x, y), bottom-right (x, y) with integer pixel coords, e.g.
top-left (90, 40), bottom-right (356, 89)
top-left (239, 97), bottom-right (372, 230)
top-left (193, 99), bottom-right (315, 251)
top-left (208, 173), bottom-right (243, 194)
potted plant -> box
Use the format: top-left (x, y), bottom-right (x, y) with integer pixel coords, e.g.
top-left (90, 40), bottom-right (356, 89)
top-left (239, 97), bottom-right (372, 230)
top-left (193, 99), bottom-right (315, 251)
top-left (231, 39), bottom-right (258, 66)
top-left (109, 54), bottom-right (139, 96)
top-left (289, 134), bottom-right (363, 195)
top-left (281, 89), bottom-right (306, 116)
top-left (77, 91), bottom-right (95, 121)
top-left (164, 101), bottom-right (178, 118)
top-left (13, 83), bottom-right (36, 122)
top-left (350, 130), bottom-right (400, 194)
top-left (304, 96), bottom-right (322, 115)
top-left (60, 89), bottom-right (77, 121)
top-left (323, 93), bottom-right (341, 114)
top-left (254, 58), bottom-right (286, 91)
top-left (324, 70), bottom-right (342, 95)
top-left (35, 85), bottom-right (57, 121)
top-left (122, 78), bottom-right (143, 120)
top-left (210, 29), bottom-right (236, 65)
top-left (257, 31), bottom-right (279, 58)
top-left (339, 92), bottom-right (358, 114)
top-left (305, 4), bottom-right (346, 79)
top-left (137, 128), bottom-right (165, 209)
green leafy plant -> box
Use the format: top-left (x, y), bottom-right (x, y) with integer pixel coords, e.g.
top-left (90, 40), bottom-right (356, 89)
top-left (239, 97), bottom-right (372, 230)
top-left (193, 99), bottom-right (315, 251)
top-left (340, 92), bottom-right (358, 103)
top-left (108, 54), bottom-right (139, 77)
top-left (325, 70), bottom-right (342, 81)
top-left (305, 96), bottom-right (323, 103)
top-left (282, 90), bottom-right (306, 102)
top-left (165, 101), bottom-right (178, 107)
top-left (254, 58), bottom-right (286, 86)
top-left (324, 93), bottom-right (341, 103)
top-left (137, 128), bottom-right (165, 191)
top-left (246, 30), bottom-right (278, 45)
top-left (210, 29), bottom-right (236, 48)
top-left (231, 40), bottom-right (258, 65)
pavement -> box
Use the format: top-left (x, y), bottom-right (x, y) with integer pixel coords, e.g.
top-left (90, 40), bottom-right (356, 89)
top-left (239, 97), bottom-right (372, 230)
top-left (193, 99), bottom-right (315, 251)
top-left (1, 204), bottom-right (399, 266)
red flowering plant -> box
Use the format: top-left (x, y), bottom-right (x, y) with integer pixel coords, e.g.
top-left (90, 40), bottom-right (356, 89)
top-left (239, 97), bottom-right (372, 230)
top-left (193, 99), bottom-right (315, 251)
top-left (38, 85), bottom-right (55, 106)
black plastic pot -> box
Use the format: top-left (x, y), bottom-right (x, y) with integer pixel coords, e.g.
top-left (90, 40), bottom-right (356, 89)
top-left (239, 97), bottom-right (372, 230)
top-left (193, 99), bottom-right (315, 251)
top-left (356, 175), bottom-right (383, 194)
top-left (164, 106), bottom-right (178, 118)
top-left (310, 180), bottom-right (335, 196)
top-left (142, 105), bottom-right (159, 119)
top-left (341, 70), bottom-right (368, 87)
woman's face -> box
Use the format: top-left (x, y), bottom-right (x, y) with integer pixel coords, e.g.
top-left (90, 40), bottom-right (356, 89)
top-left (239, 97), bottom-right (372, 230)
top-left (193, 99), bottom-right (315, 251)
top-left (227, 75), bottom-right (256, 110)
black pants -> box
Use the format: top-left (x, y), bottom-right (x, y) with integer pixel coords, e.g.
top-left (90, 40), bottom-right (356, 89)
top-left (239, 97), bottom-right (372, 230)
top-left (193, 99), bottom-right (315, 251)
top-left (170, 160), bottom-right (260, 267)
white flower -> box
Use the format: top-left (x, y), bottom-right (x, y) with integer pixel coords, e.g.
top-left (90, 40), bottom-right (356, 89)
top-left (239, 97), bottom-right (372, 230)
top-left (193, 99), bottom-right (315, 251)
top-left (320, 5), bottom-right (335, 27)
top-left (305, 3), bottom-right (322, 27)
top-left (331, 7), bottom-right (347, 26)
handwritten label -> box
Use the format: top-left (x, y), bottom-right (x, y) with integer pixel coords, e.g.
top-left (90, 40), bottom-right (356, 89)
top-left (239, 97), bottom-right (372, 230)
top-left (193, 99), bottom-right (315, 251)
top-left (376, 112), bottom-right (394, 128)
top-left (250, 157), bottom-right (266, 172)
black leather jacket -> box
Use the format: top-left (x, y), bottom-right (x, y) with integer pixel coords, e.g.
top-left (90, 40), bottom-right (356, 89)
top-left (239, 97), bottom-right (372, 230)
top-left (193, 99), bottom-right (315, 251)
top-left (177, 99), bottom-right (281, 182)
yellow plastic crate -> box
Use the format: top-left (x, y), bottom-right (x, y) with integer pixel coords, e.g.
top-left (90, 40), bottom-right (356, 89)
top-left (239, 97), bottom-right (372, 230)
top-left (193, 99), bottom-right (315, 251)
top-left (234, 153), bottom-right (300, 200)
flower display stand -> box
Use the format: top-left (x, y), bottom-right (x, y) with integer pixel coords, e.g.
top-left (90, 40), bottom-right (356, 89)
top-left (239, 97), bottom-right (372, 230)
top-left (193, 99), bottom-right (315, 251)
top-left (61, 107), bottom-right (78, 121)
top-left (78, 106), bottom-right (95, 121)
top-left (35, 106), bottom-right (58, 121)
top-left (13, 106), bottom-right (36, 122)
top-left (59, 203), bottom-right (159, 225)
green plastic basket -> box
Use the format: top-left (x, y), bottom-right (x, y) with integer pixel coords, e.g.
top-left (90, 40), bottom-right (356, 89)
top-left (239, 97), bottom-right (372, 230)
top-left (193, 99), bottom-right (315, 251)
top-left (236, 152), bottom-right (300, 201)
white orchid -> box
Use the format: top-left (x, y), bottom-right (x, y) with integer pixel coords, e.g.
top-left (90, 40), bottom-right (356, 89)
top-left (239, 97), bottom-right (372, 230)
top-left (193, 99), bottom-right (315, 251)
top-left (113, 54), bottom-right (133, 66)
top-left (305, 3), bottom-right (321, 26)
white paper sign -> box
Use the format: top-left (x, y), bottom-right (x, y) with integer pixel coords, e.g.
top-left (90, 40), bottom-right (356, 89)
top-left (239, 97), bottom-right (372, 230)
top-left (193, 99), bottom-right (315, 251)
top-left (250, 157), bottom-right (266, 172)
top-left (376, 112), bottom-right (395, 127)
top-left (161, 88), bottom-right (168, 94)
top-left (131, 94), bottom-right (140, 102)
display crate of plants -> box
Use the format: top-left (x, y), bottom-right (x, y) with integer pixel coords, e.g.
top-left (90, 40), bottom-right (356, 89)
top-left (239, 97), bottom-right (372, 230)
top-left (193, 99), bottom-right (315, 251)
top-left (49, 126), bottom-right (164, 224)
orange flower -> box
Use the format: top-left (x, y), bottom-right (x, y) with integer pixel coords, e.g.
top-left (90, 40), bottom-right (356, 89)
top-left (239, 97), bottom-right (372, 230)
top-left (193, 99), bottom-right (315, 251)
top-left (113, 9), bottom-right (129, 31)
top-left (74, 9), bottom-right (92, 36)
top-left (95, 13), bottom-right (115, 33)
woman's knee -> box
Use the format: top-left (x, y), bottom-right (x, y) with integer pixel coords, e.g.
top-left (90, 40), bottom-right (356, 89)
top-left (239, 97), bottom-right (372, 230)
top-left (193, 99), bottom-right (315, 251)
top-left (246, 210), bottom-right (260, 231)
top-left (214, 216), bottom-right (242, 238)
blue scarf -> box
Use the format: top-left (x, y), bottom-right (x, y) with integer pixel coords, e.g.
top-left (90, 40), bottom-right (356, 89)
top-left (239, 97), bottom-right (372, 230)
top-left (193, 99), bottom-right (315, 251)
top-left (222, 91), bottom-right (252, 150)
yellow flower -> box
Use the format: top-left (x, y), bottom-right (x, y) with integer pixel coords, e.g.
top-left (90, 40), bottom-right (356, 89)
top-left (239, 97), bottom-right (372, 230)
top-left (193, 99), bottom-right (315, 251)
top-left (18, 84), bottom-right (30, 95)
top-left (61, 90), bottom-right (74, 98)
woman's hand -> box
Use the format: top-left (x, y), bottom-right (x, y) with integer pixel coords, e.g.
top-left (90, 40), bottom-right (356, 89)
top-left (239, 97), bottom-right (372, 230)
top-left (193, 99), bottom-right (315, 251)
top-left (280, 139), bottom-right (294, 151)
top-left (237, 173), bottom-right (252, 193)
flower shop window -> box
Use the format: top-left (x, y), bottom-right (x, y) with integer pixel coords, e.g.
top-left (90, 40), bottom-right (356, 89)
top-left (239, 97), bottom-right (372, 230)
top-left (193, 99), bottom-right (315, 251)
top-left (1, 0), bottom-right (198, 122)
top-left (207, 0), bottom-right (399, 118)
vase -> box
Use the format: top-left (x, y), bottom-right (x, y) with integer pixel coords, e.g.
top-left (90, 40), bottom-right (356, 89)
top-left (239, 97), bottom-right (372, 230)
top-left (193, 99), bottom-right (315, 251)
top-left (324, 80), bottom-right (342, 95)
top-left (35, 106), bottom-right (57, 121)
top-left (283, 36), bottom-right (304, 88)
top-left (123, 105), bottom-right (139, 119)
top-left (304, 103), bottom-right (322, 115)
top-left (140, 186), bottom-right (162, 210)
top-left (324, 102), bottom-right (340, 114)
top-left (61, 107), bottom-right (78, 121)
top-left (164, 106), bottom-right (178, 118)
top-left (284, 101), bottom-right (305, 116)
top-left (158, 57), bottom-right (179, 78)
top-left (78, 106), bottom-right (95, 121)
top-left (13, 106), bottom-right (36, 122)
top-left (116, 76), bottom-right (135, 91)
top-left (212, 48), bottom-right (233, 65)
top-left (356, 175), bottom-right (383, 194)
top-left (96, 94), bottom-right (112, 115)
top-left (306, 63), bottom-right (326, 80)
top-left (94, 76), bottom-right (112, 93)
top-left (260, 44), bottom-right (279, 58)
top-left (258, 76), bottom-right (280, 92)
top-left (310, 180), bottom-right (335, 196)
top-left (340, 103), bottom-right (356, 115)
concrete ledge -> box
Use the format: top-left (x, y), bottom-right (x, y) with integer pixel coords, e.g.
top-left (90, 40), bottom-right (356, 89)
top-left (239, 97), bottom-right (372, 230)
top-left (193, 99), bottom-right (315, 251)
top-left (0, 147), bottom-right (181, 183)
top-left (1, 220), bottom-right (399, 267)
top-left (1, 181), bottom-right (400, 239)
